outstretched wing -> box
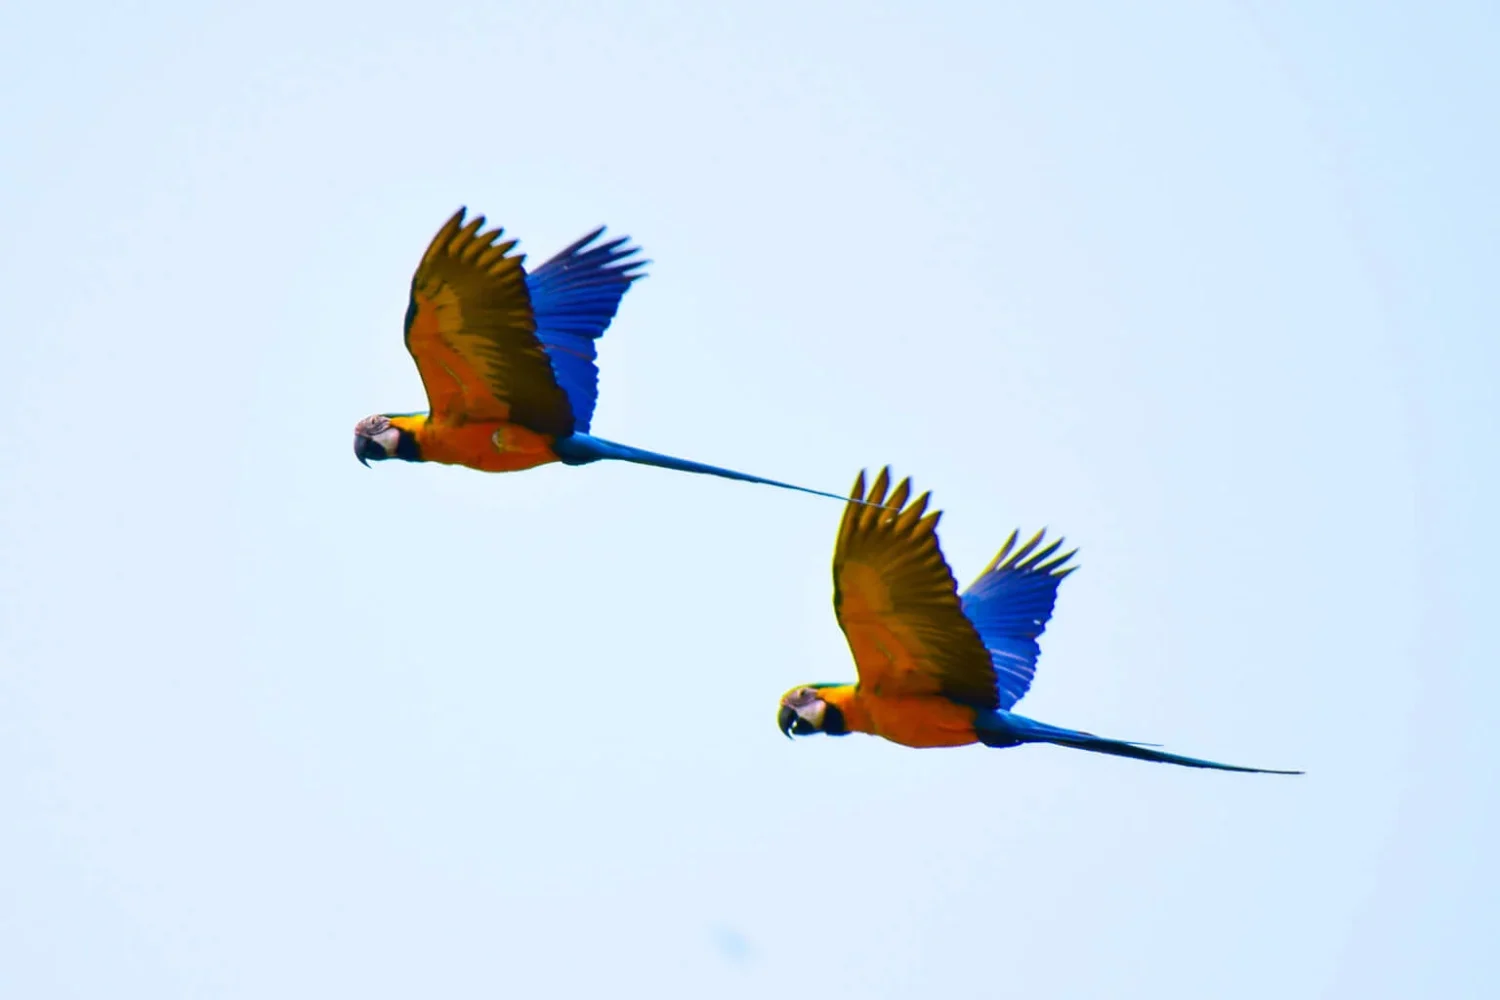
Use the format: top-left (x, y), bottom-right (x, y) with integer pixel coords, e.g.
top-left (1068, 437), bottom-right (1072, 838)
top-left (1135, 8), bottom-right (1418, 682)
top-left (403, 209), bottom-right (574, 436)
top-left (960, 530), bottom-right (1077, 710)
top-left (525, 227), bottom-right (648, 434)
top-left (831, 468), bottom-right (999, 709)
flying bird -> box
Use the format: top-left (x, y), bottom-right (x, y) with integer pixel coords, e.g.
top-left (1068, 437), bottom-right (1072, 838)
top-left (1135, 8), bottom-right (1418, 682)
top-left (777, 469), bottom-right (1302, 774)
top-left (353, 208), bottom-right (850, 501)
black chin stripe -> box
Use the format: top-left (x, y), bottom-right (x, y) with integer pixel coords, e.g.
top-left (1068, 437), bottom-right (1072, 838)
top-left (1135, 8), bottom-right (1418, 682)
top-left (822, 704), bottom-right (848, 736)
top-left (394, 429), bottom-right (422, 462)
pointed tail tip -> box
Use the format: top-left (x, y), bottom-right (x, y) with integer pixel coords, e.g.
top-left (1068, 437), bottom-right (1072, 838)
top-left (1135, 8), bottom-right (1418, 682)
top-left (1209, 761), bottom-right (1305, 775)
top-left (773, 481), bottom-right (899, 508)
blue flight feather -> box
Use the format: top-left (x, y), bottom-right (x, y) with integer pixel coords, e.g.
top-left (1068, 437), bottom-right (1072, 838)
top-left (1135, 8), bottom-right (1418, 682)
top-left (959, 529), bottom-right (1077, 710)
top-left (525, 227), bottom-right (649, 433)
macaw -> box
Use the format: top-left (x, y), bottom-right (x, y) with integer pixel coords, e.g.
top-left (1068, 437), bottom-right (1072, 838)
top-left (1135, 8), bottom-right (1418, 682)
top-left (777, 469), bottom-right (1302, 774)
top-left (353, 208), bottom-right (850, 501)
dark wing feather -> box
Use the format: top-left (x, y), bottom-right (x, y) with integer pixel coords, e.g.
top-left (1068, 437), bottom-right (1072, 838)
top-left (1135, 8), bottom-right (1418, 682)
top-left (403, 208), bottom-right (574, 435)
top-left (832, 468), bottom-right (999, 709)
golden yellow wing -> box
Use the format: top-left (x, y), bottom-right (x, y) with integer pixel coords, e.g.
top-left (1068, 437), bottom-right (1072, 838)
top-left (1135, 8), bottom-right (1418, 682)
top-left (831, 468), bottom-right (1000, 709)
top-left (403, 209), bottom-right (574, 435)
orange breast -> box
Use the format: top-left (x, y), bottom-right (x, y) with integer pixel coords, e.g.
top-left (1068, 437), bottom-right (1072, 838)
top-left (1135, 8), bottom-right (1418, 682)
top-left (858, 693), bottom-right (981, 749)
top-left (417, 421), bottom-right (560, 473)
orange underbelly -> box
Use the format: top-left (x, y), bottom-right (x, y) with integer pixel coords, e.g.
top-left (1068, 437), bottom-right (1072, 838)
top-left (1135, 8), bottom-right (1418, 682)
top-left (418, 421), bottom-right (560, 473)
top-left (861, 695), bottom-right (980, 749)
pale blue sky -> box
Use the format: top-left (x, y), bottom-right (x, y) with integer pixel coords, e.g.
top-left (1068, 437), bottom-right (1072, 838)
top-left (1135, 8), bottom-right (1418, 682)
top-left (1, 2), bottom-right (1495, 997)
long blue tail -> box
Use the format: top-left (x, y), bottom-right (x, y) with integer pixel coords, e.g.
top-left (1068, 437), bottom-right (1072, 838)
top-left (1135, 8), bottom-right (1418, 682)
top-left (978, 711), bottom-right (1302, 775)
top-left (553, 433), bottom-right (854, 503)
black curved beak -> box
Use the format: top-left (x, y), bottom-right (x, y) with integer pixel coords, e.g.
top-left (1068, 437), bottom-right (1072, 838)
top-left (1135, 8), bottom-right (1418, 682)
top-left (778, 705), bottom-right (798, 739)
top-left (353, 434), bottom-right (380, 468)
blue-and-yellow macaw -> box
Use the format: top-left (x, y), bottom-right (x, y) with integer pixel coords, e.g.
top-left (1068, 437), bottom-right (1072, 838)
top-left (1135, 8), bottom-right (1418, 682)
top-left (778, 469), bottom-right (1302, 774)
top-left (353, 208), bottom-right (849, 501)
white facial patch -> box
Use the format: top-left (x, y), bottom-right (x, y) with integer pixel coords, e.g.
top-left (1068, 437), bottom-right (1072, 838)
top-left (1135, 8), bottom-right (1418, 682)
top-left (794, 699), bottom-right (827, 730)
top-left (372, 426), bottom-right (401, 456)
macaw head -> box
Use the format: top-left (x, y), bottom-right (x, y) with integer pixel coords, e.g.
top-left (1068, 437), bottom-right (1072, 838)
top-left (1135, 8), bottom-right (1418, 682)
top-left (777, 684), bottom-right (849, 739)
top-left (353, 414), bottom-right (421, 466)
